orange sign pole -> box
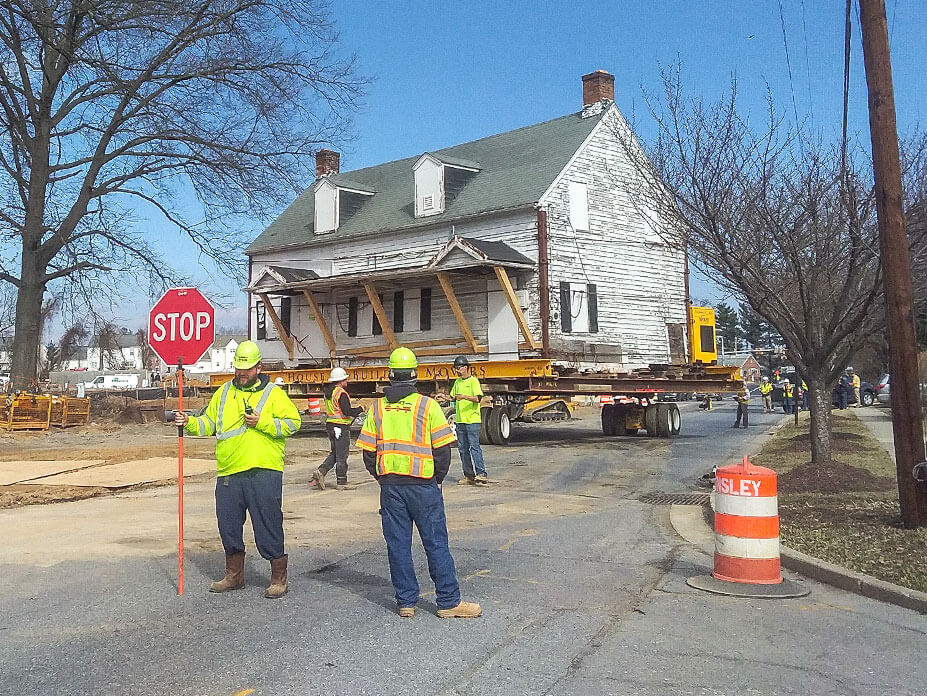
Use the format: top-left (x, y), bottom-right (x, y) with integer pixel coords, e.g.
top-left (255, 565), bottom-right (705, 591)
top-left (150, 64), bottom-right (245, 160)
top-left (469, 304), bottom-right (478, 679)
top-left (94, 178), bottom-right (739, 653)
top-left (177, 358), bottom-right (185, 595)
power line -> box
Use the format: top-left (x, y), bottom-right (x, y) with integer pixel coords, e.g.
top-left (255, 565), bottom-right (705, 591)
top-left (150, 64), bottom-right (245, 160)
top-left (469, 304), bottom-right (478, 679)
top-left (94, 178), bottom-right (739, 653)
top-left (777, 0), bottom-right (802, 129)
top-left (841, 0), bottom-right (852, 181)
top-left (799, 0), bottom-right (815, 128)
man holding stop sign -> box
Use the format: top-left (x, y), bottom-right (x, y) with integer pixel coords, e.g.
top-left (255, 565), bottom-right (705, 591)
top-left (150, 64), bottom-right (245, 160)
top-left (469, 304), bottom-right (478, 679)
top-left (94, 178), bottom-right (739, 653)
top-left (174, 340), bottom-right (301, 598)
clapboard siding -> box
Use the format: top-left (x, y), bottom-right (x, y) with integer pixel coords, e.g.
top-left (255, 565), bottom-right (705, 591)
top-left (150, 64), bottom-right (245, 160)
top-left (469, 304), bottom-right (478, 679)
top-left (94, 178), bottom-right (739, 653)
top-left (539, 109), bottom-right (687, 367)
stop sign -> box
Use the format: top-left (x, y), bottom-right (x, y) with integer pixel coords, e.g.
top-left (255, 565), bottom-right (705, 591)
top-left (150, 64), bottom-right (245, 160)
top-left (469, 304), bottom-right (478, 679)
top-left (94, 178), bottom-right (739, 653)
top-left (148, 288), bottom-right (216, 365)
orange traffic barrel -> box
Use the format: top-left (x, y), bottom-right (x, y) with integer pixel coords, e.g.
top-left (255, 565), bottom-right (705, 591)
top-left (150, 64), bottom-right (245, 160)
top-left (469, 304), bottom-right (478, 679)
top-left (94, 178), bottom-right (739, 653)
top-left (599, 395), bottom-right (614, 406)
top-left (712, 456), bottom-right (780, 583)
top-left (687, 456), bottom-right (808, 598)
top-left (307, 397), bottom-right (323, 416)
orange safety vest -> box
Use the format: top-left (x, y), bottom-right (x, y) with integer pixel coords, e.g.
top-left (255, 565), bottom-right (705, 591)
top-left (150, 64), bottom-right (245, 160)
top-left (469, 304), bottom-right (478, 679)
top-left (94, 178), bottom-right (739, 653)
top-left (326, 385), bottom-right (353, 424)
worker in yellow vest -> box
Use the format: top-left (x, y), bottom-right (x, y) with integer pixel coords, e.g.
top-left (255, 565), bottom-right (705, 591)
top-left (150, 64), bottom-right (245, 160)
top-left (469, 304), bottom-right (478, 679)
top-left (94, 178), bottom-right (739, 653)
top-left (758, 377), bottom-right (773, 413)
top-left (356, 346), bottom-right (482, 619)
top-left (312, 367), bottom-right (363, 490)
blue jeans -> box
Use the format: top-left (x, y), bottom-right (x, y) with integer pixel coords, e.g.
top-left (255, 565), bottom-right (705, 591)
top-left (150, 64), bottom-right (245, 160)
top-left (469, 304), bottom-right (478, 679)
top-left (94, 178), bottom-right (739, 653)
top-left (379, 483), bottom-right (461, 610)
top-left (215, 468), bottom-right (284, 560)
top-left (456, 422), bottom-right (486, 477)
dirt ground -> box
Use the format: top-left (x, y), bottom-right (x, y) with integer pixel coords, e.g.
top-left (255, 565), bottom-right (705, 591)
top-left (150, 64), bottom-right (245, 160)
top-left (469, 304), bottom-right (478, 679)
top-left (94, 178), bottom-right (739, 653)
top-left (0, 421), bottom-right (327, 509)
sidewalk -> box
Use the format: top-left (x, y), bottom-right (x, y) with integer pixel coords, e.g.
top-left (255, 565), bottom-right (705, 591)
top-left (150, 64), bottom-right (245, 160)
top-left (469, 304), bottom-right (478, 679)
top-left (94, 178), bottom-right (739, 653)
top-left (855, 404), bottom-right (897, 461)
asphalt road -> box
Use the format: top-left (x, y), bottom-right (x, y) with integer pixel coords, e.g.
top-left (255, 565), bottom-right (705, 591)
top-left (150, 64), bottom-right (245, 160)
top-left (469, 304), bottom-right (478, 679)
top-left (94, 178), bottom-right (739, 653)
top-left (1, 401), bottom-right (924, 695)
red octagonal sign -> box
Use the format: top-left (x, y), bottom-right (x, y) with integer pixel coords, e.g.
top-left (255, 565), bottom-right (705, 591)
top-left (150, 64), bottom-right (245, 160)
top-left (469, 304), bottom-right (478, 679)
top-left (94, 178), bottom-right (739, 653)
top-left (148, 288), bottom-right (215, 366)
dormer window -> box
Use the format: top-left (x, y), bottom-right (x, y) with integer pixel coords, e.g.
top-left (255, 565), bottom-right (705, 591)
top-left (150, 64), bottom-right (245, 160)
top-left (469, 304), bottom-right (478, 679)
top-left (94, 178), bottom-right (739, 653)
top-left (413, 153), bottom-right (480, 218)
top-left (313, 177), bottom-right (376, 234)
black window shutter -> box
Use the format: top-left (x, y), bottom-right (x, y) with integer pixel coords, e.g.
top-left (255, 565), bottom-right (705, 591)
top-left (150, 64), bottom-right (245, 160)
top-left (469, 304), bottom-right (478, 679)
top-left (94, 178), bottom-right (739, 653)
top-left (420, 287), bottom-right (432, 331)
top-left (372, 293), bottom-right (383, 335)
top-left (256, 301), bottom-right (267, 340)
top-left (348, 297), bottom-right (358, 337)
top-left (393, 291), bottom-right (404, 333)
top-left (559, 282), bottom-right (572, 333)
top-left (587, 284), bottom-right (598, 333)
top-left (280, 297), bottom-right (292, 334)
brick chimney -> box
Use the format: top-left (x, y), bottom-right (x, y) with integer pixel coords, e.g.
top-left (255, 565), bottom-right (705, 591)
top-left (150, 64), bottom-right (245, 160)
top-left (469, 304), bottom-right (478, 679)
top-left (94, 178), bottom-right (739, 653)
top-left (582, 70), bottom-right (614, 106)
top-left (315, 149), bottom-right (340, 178)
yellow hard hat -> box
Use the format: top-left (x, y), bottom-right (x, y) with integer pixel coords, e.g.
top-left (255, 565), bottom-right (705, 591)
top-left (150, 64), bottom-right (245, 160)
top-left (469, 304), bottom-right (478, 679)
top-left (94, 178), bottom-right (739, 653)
top-left (388, 346), bottom-right (418, 369)
top-left (232, 340), bottom-right (262, 369)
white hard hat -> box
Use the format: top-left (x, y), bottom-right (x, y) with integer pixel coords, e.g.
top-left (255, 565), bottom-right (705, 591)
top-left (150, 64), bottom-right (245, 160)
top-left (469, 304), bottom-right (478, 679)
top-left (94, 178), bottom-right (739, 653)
top-left (274, 377), bottom-right (285, 386)
top-left (783, 378), bottom-right (789, 383)
top-left (328, 366), bottom-right (349, 382)
top-left (762, 376), bottom-right (769, 381)
top-left (847, 366), bottom-right (854, 372)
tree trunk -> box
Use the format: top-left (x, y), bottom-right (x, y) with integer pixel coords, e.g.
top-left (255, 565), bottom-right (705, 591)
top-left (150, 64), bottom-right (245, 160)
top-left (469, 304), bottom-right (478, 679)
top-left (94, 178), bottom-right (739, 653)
top-left (9, 254), bottom-right (46, 392)
top-left (807, 375), bottom-right (833, 463)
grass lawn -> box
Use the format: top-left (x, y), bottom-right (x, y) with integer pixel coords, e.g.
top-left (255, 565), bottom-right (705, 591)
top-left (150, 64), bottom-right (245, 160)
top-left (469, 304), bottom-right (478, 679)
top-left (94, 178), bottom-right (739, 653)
top-left (750, 409), bottom-right (927, 594)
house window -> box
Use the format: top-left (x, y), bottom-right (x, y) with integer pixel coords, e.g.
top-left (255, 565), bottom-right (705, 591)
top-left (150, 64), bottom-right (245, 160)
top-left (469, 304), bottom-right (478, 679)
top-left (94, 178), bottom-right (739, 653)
top-left (348, 297), bottom-right (358, 337)
top-left (568, 181), bottom-right (589, 232)
top-left (393, 291), bottom-right (405, 333)
top-left (420, 287), bottom-right (432, 331)
top-left (559, 281), bottom-right (598, 333)
top-left (372, 293), bottom-right (384, 335)
top-left (256, 301), bottom-right (267, 340)
top-left (280, 297), bottom-right (292, 335)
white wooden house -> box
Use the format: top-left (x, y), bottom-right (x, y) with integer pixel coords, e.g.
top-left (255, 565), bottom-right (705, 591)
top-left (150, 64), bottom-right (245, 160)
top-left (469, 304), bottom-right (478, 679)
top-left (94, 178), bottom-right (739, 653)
top-left (245, 70), bottom-right (688, 370)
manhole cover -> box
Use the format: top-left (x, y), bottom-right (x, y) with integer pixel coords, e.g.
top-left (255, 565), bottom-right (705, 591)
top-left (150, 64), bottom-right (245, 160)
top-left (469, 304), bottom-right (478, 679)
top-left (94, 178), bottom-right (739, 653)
top-left (639, 492), bottom-right (710, 506)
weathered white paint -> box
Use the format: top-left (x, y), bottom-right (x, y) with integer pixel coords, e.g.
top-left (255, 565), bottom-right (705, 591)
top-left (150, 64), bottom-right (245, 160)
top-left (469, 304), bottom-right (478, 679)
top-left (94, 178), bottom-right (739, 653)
top-left (313, 178), bottom-right (338, 233)
top-left (487, 279), bottom-right (519, 359)
top-left (413, 155), bottom-right (444, 217)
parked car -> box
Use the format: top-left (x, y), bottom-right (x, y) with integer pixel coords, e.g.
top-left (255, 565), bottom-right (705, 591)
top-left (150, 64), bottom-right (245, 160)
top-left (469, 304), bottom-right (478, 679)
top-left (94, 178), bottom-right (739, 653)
top-left (875, 373), bottom-right (890, 404)
top-left (831, 379), bottom-right (875, 407)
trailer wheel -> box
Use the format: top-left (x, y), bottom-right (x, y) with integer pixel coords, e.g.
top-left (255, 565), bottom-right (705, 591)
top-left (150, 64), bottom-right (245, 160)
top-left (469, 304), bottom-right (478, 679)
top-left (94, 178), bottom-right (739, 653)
top-left (601, 404), bottom-right (618, 436)
top-left (644, 405), bottom-right (659, 437)
top-left (479, 406), bottom-right (492, 444)
top-left (486, 406), bottom-right (511, 445)
top-left (669, 404), bottom-right (681, 436)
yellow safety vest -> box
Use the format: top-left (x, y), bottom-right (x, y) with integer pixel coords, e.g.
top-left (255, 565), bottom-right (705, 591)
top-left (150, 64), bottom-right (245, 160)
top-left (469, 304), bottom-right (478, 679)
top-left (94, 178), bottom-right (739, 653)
top-left (355, 393), bottom-right (456, 478)
top-left (759, 383), bottom-right (773, 395)
top-left (185, 379), bottom-right (301, 477)
top-left (784, 384), bottom-right (794, 398)
top-left (326, 385), bottom-right (353, 424)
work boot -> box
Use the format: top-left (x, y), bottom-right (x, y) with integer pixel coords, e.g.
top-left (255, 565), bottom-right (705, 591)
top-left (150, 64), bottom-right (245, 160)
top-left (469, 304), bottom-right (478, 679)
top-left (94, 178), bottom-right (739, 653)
top-left (209, 552), bottom-right (245, 593)
top-left (474, 474), bottom-right (488, 485)
top-left (458, 476), bottom-right (476, 485)
top-left (311, 469), bottom-right (326, 490)
top-left (436, 601), bottom-right (482, 618)
top-left (265, 555), bottom-right (288, 599)
top-left (336, 481), bottom-right (355, 490)
top-left (398, 607), bottom-right (416, 618)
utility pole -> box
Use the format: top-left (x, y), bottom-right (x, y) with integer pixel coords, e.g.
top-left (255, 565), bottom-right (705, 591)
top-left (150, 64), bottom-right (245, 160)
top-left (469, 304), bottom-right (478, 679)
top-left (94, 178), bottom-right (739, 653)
top-left (859, 0), bottom-right (927, 527)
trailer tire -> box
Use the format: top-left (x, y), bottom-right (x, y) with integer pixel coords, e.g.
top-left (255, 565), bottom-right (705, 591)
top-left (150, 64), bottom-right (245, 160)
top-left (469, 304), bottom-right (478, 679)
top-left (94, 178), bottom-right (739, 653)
top-left (479, 406), bottom-right (492, 444)
top-left (644, 405), bottom-right (659, 437)
top-left (669, 404), bottom-right (681, 436)
top-left (655, 403), bottom-right (680, 438)
top-left (486, 406), bottom-right (511, 445)
top-left (601, 404), bottom-right (618, 436)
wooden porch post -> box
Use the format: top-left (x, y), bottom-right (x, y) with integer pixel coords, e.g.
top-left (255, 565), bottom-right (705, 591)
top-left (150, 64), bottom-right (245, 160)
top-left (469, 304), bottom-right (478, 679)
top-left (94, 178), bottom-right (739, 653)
top-left (436, 271), bottom-right (479, 353)
top-left (363, 282), bottom-right (398, 350)
top-left (493, 266), bottom-right (539, 350)
top-left (257, 293), bottom-right (296, 359)
top-left (301, 290), bottom-right (336, 357)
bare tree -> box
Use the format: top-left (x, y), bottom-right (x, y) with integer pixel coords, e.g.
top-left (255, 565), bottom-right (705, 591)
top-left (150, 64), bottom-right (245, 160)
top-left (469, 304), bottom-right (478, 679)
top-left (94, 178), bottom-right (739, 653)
top-left (615, 68), bottom-right (885, 464)
top-left (0, 0), bottom-right (363, 389)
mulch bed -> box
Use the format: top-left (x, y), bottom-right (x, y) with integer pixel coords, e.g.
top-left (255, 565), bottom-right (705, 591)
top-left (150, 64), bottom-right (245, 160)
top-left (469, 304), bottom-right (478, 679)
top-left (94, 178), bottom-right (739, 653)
top-left (778, 460), bottom-right (896, 494)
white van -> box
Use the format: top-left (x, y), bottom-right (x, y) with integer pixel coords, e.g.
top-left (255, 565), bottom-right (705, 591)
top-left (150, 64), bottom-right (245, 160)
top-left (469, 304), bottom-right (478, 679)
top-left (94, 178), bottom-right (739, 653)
top-left (82, 374), bottom-right (140, 390)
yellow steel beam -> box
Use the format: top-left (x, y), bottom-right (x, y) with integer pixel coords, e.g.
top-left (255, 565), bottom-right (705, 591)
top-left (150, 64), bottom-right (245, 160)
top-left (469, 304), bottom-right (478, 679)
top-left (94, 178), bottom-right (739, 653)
top-left (493, 266), bottom-right (539, 350)
top-left (257, 292), bottom-right (295, 359)
top-left (301, 290), bottom-right (336, 357)
top-left (436, 272), bottom-right (478, 353)
top-left (363, 282), bottom-right (398, 350)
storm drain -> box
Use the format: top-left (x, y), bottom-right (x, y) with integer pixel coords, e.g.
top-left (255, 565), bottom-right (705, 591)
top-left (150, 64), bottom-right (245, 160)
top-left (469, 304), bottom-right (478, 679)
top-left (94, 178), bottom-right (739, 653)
top-left (639, 492), bottom-right (710, 506)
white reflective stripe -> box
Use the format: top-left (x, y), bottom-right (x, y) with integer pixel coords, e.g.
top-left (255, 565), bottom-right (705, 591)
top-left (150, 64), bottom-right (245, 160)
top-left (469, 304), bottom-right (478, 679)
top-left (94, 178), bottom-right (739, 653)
top-left (280, 418), bottom-right (298, 433)
top-left (218, 425), bottom-right (247, 441)
top-left (255, 383), bottom-right (274, 412)
top-left (200, 414), bottom-right (216, 431)
top-left (216, 382), bottom-right (233, 431)
top-left (715, 533), bottom-right (780, 560)
top-left (713, 493), bottom-right (778, 517)
top-left (273, 418), bottom-right (282, 436)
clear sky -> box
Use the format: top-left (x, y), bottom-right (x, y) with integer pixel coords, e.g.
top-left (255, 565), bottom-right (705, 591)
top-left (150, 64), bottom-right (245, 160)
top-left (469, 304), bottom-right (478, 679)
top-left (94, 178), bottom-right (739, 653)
top-left (116, 0), bottom-right (927, 330)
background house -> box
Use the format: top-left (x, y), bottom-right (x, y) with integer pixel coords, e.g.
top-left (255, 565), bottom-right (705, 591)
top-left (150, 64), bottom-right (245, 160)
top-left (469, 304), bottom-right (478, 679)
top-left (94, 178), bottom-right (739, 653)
top-left (718, 353), bottom-right (763, 382)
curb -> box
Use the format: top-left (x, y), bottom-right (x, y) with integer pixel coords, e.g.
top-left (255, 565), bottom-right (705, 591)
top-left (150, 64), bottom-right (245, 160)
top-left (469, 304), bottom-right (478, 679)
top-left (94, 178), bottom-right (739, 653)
top-left (670, 503), bottom-right (927, 614)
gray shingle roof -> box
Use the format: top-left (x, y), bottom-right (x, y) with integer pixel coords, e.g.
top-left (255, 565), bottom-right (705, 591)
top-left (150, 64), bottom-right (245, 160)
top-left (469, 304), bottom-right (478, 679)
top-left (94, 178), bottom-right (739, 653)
top-left (460, 238), bottom-right (533, 266)
top-left (247, 109), bottom-right (607, 254)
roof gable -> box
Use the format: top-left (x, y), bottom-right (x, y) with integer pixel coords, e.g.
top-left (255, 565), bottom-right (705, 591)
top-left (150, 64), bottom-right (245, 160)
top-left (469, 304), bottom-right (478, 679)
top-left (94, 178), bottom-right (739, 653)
top-left (248, 109), bottom-right (609, 254)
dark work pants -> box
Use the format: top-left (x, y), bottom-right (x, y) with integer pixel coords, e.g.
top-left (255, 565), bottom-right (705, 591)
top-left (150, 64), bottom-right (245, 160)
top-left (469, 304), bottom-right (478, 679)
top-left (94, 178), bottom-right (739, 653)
top-left (734, 403), bottom-right (749, 427)
top-left (319, 422), bottom-right (351, 483)
top-left (216, 468), bottom-right (284, 560)
top-left (379, 483), bottom-right (461, 610)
